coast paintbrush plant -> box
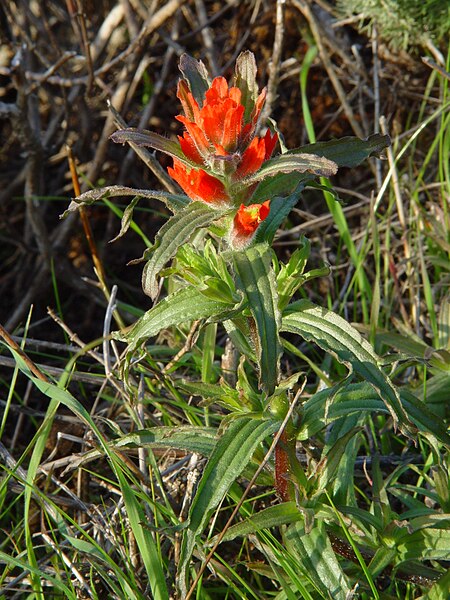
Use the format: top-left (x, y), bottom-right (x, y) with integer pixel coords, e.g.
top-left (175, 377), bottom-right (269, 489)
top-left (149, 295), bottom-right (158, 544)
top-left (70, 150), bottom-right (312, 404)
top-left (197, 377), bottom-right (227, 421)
top-left (65, 51), bottom-right (449, 598)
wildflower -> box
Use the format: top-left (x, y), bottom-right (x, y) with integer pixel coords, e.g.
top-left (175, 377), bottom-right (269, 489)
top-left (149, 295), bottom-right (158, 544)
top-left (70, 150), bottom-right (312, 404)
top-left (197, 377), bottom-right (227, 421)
top-left (110, 51), bottom-right (338, 226)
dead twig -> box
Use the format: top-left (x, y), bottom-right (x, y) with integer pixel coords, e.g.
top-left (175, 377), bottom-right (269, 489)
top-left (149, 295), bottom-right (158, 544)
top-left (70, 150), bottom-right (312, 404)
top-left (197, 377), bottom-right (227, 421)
top-left (259, 0), bottom-right (285, 127)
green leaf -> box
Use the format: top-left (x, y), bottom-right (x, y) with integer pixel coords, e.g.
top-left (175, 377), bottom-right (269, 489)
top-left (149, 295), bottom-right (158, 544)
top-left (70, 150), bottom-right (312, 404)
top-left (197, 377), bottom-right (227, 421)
top-left (240, 153), bottom-right (337, 189)
top-left (177, 416), bottom-right (278, 597)
top-left (116, 286), bottom-right (237, 353)
top-left (114, 426), bottom-right (217, 456)
top-left (179, 53), bottom-right (211, 105)
top-left (289, 134), bottom-right (391, 167)
top-left (400, 390), bottom-right (450, 446)
top-left (396, 527), bottom-right (450, 562)
top-left (281, 300), bottom-right (412, 433)
top-left (234, 50), bottom-right (258, 121)
top-left (254, 187), bottom-right (305, 243)
top-left (142, 202), bottom-right (227, 299)
top-left (315, 428), bottom-right (361, 493)
top-left (178, 380), bottom-right (241, 410)
top-left (276, 237), bottom-right (318, 310)
top-left (62, 185), bottom-right (189, 217)
top-left (284, 520), bottom-right (351, 599)
top-left (249, 172), bottom-right (311, 203)
top-left (233, 243), bottom-right (282, 394)
top-left (110, 128), bottom-right (195, 169)
top-left (209, 502), bottom-right (303, 544)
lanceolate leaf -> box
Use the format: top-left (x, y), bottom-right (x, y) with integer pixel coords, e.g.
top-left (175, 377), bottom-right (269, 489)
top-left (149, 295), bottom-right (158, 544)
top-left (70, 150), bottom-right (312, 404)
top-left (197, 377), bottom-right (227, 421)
top-left (315, 428), bottom-right (361, 492)
top-left (179, 53), bottom-right (211, 105)
top-left (281, 300), bottom-right (411, 432)
top-left (234, 50), bottom-right (258, 121)
top-left (241, 153), bottom-right (337, 188)
top-left (249, 172), bottom-right (311, 203)
top-left (177, 416), bottom-right (278, 597)
top-left (114, 426), bottom-right (218, 457)
top-left (289, 133), bottom-right (390, 167)
top-left (284, 520), bottom-right (351, 600)
top-left (142, 202), bottom-right (228, 299)
top-left (209, 502), bottom-right (303, 544)
top-left (299, 382), bottom-right (450, 445)
top-left (233, 243), bottom-right (282, 394)
top-left (110, 128), bottom-right (195, 169)
top-left (115, 286), bottom-right (237, 353)
top-left (396, 527), bottom-right (450, 562)
top-left (62, 185), bottom-right (189, 217)
top-left (254, 187), bottom-right (306, 244)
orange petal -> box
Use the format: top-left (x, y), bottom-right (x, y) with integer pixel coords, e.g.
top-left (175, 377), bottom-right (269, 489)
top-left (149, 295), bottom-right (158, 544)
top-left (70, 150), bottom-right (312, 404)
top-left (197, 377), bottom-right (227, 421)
top-left (233, 200), bottom-right (270, 234)
top-left (178, 132), bottom-right (203, 164)
top-left (176, 115), bottom-right (211, 157)
top-left (234, 137), bottom-right (266, 179)
top-left (168, 161), bottom-right (229, 205)
top-left (177, 80), bottom-right (201, 122)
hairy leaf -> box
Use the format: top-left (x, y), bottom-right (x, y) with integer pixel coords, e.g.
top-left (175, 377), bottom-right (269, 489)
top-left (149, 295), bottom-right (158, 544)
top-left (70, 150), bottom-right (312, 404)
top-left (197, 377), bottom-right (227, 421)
top-left (62, 185), bottom-right (189, 218)
top-left (209, 502), bottom-right (303, 544)
top-left (281, 300), bottom-right (412, 433)
top-left (116, 286), bottom-right (237, 353)
top-left (142, 202), bottom-right (227, 299)
top-left (284, 520), bottom-right (351, 599)
top-left (289, 134), bottom-right (391, 167)
top-left (111, 128), bottom-right (195, 169)
top-left (114, 426), bottom-right (218, 457)
top-left (241, 153), bottom-right (337, 188)
top-left (233, 243), bottom-right (282, 394)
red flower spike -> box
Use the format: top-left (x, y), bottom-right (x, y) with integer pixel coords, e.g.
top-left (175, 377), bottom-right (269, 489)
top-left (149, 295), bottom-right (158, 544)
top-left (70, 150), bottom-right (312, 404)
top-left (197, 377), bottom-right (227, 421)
top-left (167, 56), bottom-right (278, 206)
top-left (233, 200), bottom-right (271, 235)
top-left (168, 161), bottom-right (229, 205)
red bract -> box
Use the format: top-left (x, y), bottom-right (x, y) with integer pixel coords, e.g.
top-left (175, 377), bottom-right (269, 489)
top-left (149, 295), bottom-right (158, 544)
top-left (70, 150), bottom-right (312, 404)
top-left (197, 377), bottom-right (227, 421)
top-left (234, 130), bottom-right (278, 180)
top-left (167, 160), bottom-right (229, 205)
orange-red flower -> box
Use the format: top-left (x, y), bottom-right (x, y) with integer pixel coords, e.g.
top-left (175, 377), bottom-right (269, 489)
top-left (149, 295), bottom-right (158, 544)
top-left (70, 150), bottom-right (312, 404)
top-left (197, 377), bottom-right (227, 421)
top-left (168, 71), bottom-right (278, 205)
top-left (167, 160), bottom-right (229, 205)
